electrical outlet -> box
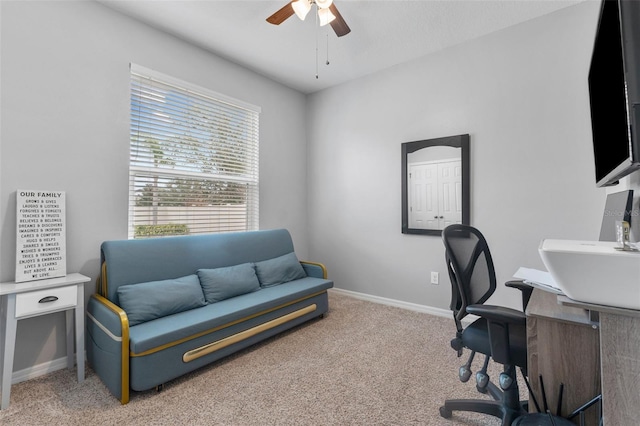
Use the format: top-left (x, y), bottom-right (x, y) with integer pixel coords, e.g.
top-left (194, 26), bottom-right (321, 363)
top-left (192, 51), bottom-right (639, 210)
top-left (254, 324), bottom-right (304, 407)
top-left (430, 271), bottom-right (439, 285)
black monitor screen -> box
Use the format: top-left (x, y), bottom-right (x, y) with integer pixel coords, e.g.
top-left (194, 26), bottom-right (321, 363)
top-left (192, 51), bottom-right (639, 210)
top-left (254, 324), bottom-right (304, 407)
top-left (588, 0), bottom-right (631, 185)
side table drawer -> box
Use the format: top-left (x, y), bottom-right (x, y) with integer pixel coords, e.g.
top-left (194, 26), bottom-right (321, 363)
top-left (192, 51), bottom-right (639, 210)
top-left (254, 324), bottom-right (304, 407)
top-left (15, 285), bottom-right (77, 318)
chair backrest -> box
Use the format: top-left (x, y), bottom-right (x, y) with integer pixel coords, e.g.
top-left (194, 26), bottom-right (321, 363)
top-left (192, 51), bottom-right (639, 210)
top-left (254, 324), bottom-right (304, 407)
top-left (442, 224), bottom-right (497, 329)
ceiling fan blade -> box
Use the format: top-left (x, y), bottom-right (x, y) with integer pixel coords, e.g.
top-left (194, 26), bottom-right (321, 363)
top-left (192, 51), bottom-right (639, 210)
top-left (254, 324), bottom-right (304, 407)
top-left (267, 2), bottom-right (295, 25)
top-left (329, 3), bottom-right (351, 37)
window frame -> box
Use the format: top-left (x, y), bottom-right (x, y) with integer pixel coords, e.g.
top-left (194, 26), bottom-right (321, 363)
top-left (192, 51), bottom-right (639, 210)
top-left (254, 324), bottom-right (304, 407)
top-left (128, 64), bottom-right (261, 239)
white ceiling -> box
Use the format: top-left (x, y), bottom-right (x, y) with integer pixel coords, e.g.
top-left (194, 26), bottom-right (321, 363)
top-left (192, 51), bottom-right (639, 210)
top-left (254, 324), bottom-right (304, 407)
top-left (97, 0), bottom-right (585, 94)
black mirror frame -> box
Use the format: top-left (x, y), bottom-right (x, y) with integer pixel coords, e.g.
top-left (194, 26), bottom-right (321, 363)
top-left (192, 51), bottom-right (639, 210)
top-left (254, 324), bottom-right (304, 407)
top-left (401, 134), bottom-right (470, 235)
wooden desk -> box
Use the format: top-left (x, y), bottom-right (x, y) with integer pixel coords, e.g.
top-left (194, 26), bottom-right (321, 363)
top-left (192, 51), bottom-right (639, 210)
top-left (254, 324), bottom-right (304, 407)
top-left (0, 273), bottom-right (90, 410)
top-left (526, 289), bottom-right (601, 425)
top-left (559, 297), bottom-right (640, 425)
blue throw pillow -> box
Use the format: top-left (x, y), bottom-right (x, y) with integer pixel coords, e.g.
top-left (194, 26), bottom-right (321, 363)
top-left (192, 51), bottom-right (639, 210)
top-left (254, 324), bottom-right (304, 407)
top-left (117, 274), bottom-right (206, 326)
top-left (254, 252), bottom-right (307, 288)
top-left (197, 263), bottom-right (261, 303)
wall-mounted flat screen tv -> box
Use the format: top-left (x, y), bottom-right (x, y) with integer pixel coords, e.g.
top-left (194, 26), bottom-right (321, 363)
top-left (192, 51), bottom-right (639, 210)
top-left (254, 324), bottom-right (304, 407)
top-left (589, 0), bottom-right (640, 187)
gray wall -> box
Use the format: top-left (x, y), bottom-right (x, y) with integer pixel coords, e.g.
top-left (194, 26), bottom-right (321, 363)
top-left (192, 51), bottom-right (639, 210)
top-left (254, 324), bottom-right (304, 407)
top-left (0, 1), bottom-right (308, 371)
top-left (306, 1), bottom-right (605, 310)
top-left (0, 0), bottom-right (611, 375)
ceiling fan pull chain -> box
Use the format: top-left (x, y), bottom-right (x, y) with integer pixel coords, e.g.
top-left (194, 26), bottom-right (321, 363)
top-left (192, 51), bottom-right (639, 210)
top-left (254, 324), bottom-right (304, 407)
top-left (315, 6), bottom-right (319, 79)
top-left (326, 33), bottom-right (330, 66)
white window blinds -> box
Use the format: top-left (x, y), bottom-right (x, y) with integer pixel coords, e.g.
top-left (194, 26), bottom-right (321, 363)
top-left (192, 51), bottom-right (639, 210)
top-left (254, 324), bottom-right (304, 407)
top-left (129, 64), bottom-right (260, 238)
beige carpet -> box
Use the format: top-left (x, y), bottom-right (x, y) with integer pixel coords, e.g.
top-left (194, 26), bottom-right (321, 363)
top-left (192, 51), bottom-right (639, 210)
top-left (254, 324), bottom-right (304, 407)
top-left (0, 290), bottom-right (523, 425)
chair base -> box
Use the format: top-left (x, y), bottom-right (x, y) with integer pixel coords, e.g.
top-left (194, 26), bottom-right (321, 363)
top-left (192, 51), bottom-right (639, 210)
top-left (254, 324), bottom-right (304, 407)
top-left (440, 398), bottom-right (527, 426)
top-left (439, 380), bottom-right (527, 426)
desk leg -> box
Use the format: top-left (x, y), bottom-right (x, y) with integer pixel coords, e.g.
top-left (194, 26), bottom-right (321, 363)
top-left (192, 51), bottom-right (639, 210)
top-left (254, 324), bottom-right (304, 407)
top-left (1, 294), bottom-right (17, 410)
top-left (600, 313), bottom-right (640, 425)
top-left (527, 315), bottom-right (600, 425)
top-left (75, 283), bottom-right (84, 383)
top-left (0, 296), bottom-right (5, 401)
top-left (65, 309), bottom-right (74, 370)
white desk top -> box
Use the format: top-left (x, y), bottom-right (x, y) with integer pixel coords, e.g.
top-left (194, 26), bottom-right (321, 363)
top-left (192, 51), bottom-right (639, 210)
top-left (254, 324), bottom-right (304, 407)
top-left (0, 273), bottom-right (91, 296)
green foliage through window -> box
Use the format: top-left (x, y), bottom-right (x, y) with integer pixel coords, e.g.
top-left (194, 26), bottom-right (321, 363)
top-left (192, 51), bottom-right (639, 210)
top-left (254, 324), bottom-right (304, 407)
top-left (134, 224), bottom-right (190, 238)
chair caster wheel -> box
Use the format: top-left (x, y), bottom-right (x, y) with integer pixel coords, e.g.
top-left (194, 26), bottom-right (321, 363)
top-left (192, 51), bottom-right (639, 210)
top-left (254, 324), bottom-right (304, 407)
top-left (439, 406), bottom-right (452, 418)
top-left (476, 371), bottom-right (489, 391)
top-left (459, 365), bottom-right (472, 383)
top-left (156, 383), bottom-right (164, 392)
top-left (499, 372), bottom-right (514, 391)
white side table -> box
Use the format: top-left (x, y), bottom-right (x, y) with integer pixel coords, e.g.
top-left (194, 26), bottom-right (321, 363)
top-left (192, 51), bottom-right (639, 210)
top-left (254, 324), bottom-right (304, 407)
top-left (0, 273), bottom-right (90, 410)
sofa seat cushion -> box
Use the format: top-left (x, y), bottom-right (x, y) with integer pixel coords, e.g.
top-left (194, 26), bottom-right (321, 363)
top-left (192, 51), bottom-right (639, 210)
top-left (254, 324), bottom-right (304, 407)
top-left (117, 274), bottom-right (206, 326)
top-left (128, 277), bottom-right (333, 354)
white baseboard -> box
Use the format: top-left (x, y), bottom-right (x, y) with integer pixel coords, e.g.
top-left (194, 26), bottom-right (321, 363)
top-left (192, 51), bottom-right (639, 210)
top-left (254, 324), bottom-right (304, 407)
top-left (10, 356), bottom-right (71, 385)
top-left (330, 287), bottom-right (453, 318)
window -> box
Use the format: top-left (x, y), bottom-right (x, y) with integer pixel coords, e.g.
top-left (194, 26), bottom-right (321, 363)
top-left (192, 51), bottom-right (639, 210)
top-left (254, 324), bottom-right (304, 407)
top-left (129, 64), bottom-right (260, 238)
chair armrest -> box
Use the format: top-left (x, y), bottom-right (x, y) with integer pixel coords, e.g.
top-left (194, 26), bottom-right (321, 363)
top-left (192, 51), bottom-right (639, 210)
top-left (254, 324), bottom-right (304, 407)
top-left (466, 304), bottom-right (526, 326)
top-left (505, 280), bottom-right (532, 292)
top-left (466, 304), bottom-right (526, 366)
top-left (505, 280), bottom-right (534, 311)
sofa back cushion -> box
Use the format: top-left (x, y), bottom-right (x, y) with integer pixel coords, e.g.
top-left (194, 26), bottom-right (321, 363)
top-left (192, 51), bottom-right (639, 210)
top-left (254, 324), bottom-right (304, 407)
top-left (197, 263), bottom-right (261, 303)
top-left (101, 229), bottom-right (297, 304)
top-left (117, 274), bottom-right (206, 326)
top-left (254, 252), bottom-right (307, 287)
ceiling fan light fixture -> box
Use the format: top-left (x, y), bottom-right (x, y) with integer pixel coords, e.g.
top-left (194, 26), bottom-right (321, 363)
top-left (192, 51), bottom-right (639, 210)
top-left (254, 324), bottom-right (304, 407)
top-left (315, 0), bottom-right (334, 9)
top-left (266, 0), bottom-right (350, 37)
top-left (318, 7), bottom-right (336, 26)
top-left (292, 0), bottom-right (311, 20)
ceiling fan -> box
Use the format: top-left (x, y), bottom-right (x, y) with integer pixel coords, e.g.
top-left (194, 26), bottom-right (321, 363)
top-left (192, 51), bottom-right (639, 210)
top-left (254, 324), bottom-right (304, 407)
top-left (267, 0), bottom-right (351, 37)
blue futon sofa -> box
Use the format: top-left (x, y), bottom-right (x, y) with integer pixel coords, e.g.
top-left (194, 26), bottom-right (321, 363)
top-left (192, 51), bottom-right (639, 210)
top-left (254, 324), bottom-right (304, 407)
top-left (86, 229), bottom-right (333, 404)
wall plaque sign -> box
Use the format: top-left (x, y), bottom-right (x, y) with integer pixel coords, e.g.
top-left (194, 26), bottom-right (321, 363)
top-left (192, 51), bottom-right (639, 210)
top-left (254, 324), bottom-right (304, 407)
top-left (15, 190), bottom-right (66, 282)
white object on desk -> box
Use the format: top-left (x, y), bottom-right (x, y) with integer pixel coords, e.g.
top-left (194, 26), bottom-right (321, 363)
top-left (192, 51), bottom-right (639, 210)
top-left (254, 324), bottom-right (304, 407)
top-left (539, 239), bottom-right (640, 311)
top-left (513, 266), bottom-right (564, 295)
top-left (0, 273), bottom-right (90, 410)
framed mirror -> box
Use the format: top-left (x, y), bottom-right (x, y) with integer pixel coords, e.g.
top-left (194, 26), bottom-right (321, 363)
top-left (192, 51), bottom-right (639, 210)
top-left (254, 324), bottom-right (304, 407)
top-left (401, 134), bottom-right (470, 235)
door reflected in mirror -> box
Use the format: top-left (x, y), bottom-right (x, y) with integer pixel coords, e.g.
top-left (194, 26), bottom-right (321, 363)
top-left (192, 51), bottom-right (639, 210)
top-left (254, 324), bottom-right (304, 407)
top-left (408, 146), bottom-right (461, 230)
top-left (401, 135), bottom-right (470, 236)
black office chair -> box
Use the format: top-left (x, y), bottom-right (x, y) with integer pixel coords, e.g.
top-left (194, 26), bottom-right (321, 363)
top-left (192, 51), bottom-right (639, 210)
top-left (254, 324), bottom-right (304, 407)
top-left (439, 224), bottom-right (532, 425)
